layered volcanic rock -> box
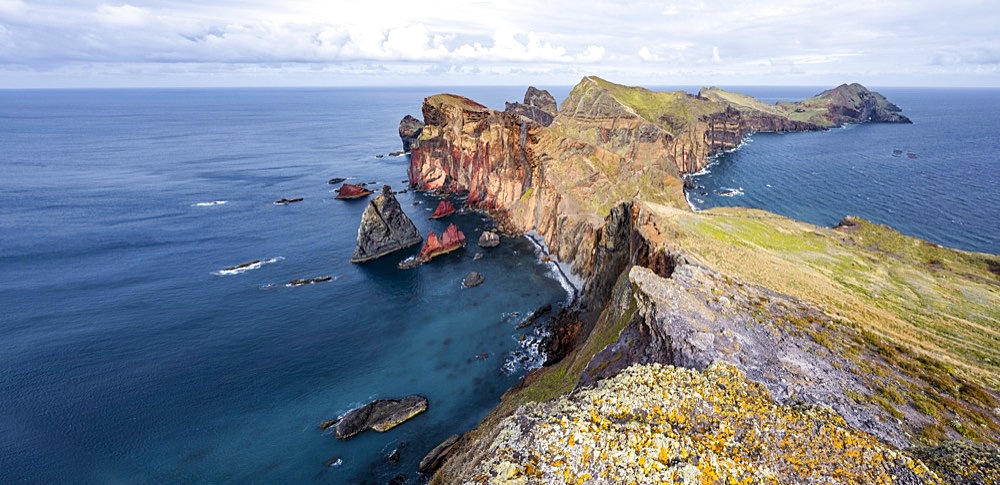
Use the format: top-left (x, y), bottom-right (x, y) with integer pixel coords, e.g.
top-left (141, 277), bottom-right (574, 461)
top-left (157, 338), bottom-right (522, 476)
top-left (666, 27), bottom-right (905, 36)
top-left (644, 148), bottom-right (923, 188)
top-left (398, 114), bottom-right (424, 152)
top-left (336, 183), bottom-right (373, 199)
top-left (504, 86), bottom-right (558, 126)
top-left (351, 185), bottom-right (422, 263)
top-left (399, 223), bottom-right (467, 268)
top-left (429, 200), bottom-right (456, 219)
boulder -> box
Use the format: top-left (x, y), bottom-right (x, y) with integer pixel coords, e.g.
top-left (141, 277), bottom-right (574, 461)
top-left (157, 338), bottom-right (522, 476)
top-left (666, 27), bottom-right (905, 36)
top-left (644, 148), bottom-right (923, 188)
top-left (477, 231), bottom-right (500, 248)
top-left (336, 183), bottom-right (373, 199)
top-left (430, 200), bottom-right (456, 219)
top-left (334, 395), bottom-right (428, 440)
top-left (463, 271), bottom-right (484, 287)
top-left (516, 303), bottom-right (552, 329)
top-left (399, 114), bottom-right (424, 152)
top-left (351, 186), bottom-right (423, 263)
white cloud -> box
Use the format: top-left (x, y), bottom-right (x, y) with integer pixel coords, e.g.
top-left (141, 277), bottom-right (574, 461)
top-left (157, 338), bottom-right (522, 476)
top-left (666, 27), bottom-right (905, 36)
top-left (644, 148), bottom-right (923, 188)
top-left (638, 46), bottom-right (659, 62)
top-left (0, 0), bottom-right (998, 86)
top-left (576, 45), bottom-right (605, 62)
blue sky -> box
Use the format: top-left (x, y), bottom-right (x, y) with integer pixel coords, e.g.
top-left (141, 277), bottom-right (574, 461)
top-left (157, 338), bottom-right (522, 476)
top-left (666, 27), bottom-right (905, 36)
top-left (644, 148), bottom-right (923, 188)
top-left (1, 0), bottom-right (998, 88)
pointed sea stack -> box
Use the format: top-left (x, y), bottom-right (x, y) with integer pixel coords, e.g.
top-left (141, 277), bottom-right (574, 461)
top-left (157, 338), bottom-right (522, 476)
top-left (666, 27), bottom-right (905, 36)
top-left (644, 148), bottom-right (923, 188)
top-left (336, 183), bottom-right (373, 200)
top-left (351, 186), bottom-right (422, 263)
top-left (430, 200), bottom-right (456, 219)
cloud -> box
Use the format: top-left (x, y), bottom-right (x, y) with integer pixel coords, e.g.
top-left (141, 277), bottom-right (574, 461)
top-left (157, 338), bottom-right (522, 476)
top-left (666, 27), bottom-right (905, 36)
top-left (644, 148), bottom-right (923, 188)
top-left (638, 46), bottom-right (659, 62)
top-left (576, 45), bottom-right (605, 62)
top-left (712, 46), bottom-right (721, 63)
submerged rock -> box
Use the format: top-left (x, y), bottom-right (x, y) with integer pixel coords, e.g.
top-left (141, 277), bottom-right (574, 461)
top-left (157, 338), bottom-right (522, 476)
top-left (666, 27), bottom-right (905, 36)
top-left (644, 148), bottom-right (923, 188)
top-left (273, 197), bottom-right (303, 205)
top-left (327, 177), bottom-right (346, 184)
top-left (286, 276), bottom-right (332, 287)
top-left (351, 186), bottom-right (423, 263)
top-left (477, 231), bottom-right (500, 248)
top-left (463, 271), bottom-right (484, 287)
top-left (336, 183), bottom-right (373, 199)
top-left (399, 114), bottom-right (424, 152)
top-left (430, 200), bottom-right (456, 219)
top-left (333, 395), bottom-right (428, 440)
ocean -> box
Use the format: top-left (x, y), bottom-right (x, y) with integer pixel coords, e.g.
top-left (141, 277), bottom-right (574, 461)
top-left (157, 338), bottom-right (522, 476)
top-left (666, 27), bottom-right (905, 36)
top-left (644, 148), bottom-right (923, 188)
top-left (1, 85), bottom-right (996, 484)
top-left (683, 86), bottom-right (1000, 255)
top-left (0, 87), bottom-right (572, 484)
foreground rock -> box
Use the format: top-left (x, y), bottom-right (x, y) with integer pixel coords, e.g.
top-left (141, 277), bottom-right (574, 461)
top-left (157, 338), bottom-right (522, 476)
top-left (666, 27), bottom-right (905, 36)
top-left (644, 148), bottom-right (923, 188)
top-left (430, 200), bottom-right (456, 219)
top-left (399, 223), bottom-right (466, 269)
top-left (399, 114), bottom-right (424, 152)
top-left (336, 183), bottom-right (373, 199)
top-left (351, 185), bottom-right (422, 263)
top-left (471, 363), bottom-right (939, 483)
top-left (477, 231), bottom-right (500, 248)
top-left (333, 395), bottom-right (428, 440)
top-left (462, 271), bottom-right (484, 287)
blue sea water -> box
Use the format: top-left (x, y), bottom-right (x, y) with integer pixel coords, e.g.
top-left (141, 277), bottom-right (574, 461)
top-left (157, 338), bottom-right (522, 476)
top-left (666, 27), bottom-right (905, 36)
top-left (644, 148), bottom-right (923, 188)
top-left (2, 85), bottom-right (997, 485)
top-left (0, 87), bottom-right (572, 484)
top-left (684, 87), bottom-right (1000, 255)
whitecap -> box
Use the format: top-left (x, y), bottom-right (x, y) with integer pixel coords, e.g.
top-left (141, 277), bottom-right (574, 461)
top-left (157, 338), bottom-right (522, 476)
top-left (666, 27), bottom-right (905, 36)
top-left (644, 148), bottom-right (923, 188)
top-left (192, 200), bottom-right (227, 207)
top-left (717, 187), bottom-right (744, 197)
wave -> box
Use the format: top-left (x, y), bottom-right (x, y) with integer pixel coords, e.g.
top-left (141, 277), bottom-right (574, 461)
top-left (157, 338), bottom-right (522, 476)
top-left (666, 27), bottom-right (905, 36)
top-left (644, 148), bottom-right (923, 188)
top-left (502, 330), bottom-right (547, 375)
top-left (213, 256), bottom-right (284, 276)
top-left (191, 200), bottom-right (228, 207)
top-left (717, 187), bottom-right (744, 197)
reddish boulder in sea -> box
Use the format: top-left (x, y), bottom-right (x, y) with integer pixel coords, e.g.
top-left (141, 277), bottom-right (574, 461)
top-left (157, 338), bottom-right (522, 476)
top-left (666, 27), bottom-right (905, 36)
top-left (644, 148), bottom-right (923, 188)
top-left (430, 200), bottom-right (456, 219)
top-left (336, 183), bottom-right (373, 199)
top-left (399, 223), bottom-right (466, 269)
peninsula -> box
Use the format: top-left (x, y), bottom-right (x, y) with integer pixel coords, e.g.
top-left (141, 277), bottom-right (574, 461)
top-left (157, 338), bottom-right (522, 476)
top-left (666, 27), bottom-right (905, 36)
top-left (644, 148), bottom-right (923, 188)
top-left (401, 77), bottom-right (998, 484)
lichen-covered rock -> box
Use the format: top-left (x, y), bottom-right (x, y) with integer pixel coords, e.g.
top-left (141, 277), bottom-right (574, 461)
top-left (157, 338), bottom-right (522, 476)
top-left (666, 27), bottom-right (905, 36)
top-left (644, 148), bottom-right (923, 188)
top-left (910, 441), bottom-right (1000, 485)
top-left (333, 395), bottom-right (428, 440)
top-left (351, 185), bottom-right (422, 263)
top-left (398, 114), bottom-right (424, 152)
top-left (469, 363), bottom-right (941, 484)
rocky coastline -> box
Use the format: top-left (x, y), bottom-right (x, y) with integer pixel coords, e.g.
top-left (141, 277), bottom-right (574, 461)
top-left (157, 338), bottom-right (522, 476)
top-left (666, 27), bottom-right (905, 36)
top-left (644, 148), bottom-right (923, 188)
top-left (398, 78), bottom-right (1000, 483)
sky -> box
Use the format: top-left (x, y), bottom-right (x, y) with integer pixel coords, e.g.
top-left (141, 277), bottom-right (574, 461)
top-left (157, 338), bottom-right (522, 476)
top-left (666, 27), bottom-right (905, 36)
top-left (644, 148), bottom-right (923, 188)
top-left (1, 0), bottom-right (998, 88)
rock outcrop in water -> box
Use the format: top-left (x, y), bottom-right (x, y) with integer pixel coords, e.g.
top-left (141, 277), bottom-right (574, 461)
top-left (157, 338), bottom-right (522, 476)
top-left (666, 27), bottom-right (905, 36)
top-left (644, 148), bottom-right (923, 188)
top-left (399, 115), bottom-right (424, 152)
top-left (399, 223), bottom-right (467, 269)
top-left (336, 183), bottom-right (373, 199)
top-left (351, 185), bottom-right (422, 263)
top-left (333, 395), bottom-right (428, 440)
top-left (429, 200), bottom-right (456, 219)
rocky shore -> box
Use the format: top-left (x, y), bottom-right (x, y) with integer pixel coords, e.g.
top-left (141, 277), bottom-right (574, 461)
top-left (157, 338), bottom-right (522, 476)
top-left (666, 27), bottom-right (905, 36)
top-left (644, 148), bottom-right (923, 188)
top-left (398, 78), bottom-right (999, 483)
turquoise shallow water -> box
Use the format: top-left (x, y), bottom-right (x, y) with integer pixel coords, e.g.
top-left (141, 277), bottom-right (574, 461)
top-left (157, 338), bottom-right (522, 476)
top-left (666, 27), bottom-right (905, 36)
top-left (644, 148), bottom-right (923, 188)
top-left (0, 87), bottom-right (571, 483)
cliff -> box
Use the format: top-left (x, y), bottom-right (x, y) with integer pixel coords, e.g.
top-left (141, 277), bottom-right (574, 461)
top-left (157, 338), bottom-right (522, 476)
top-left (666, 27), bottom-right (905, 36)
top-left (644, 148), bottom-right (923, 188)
top-left (403, 79), bottom-right (999, 483)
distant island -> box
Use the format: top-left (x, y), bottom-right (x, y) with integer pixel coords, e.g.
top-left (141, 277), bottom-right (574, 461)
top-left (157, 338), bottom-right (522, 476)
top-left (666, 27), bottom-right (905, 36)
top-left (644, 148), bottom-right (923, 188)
top-left (396, 77), bottom-right (998, 484)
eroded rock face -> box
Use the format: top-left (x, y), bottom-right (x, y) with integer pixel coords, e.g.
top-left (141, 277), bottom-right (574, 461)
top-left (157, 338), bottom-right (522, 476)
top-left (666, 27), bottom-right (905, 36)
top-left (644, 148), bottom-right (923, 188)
top-left (351, 186), bottom-right (422, 263)
top-left (398, 114), bottom-right (424, 152)
top-left (470, 363), bottom-right (940, 483)
top-left (334, 395), bottom-right (428, 440)
top-left (504, 86), bottom-right (558, 126)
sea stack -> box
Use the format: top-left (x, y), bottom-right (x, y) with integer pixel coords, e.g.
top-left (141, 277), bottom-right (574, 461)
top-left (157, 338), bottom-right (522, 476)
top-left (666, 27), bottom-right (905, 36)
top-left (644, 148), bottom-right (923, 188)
top-left (351, 186), bottom-right (423, 263)
top-left (398, 115), bottom-right (424, 152)
top-left (430, 200), bottom-right (456, 219)
top-left (398, 223), bottom-right (466, 269)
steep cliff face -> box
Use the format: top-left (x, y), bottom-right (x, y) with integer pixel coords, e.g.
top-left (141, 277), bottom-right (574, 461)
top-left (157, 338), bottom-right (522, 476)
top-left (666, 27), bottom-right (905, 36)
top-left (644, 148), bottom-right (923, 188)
top-left (504, 86), bottom-right (558, 126)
